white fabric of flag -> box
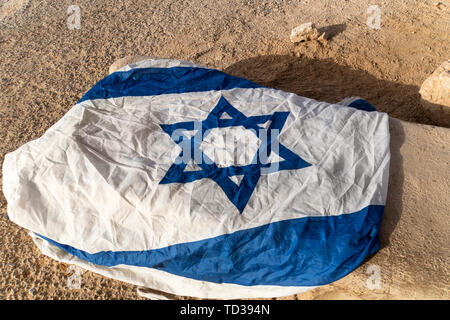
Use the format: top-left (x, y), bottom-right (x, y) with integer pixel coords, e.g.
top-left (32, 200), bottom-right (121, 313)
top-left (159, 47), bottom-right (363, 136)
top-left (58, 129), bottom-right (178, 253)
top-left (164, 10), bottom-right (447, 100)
top-left (2, 58), bottom-right (390, 299)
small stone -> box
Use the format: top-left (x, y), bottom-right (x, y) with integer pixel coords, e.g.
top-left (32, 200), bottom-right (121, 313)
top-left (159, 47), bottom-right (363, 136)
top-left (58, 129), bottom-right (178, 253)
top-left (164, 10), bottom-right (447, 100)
top-left (290, 22), bottom-right (321, 43)
top-left (318, 32), bottom-right (327, 41)
top-left (109, 55), bottom-right (153, 74)
top-left (435, 2), bottom-right (446, 10)
top-left (419, 60), bottom-right (450, 127)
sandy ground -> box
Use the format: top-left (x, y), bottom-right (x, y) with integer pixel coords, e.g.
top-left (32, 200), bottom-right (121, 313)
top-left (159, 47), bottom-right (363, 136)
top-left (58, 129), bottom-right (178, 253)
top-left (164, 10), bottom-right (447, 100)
top-left (0, 0), bottom-right (449, 299)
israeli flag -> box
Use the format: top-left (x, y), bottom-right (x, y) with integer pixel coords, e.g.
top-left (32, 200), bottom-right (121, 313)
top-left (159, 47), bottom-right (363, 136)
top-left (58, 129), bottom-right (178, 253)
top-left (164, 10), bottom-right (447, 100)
top-left (2, 58), bottom-right (390, 299)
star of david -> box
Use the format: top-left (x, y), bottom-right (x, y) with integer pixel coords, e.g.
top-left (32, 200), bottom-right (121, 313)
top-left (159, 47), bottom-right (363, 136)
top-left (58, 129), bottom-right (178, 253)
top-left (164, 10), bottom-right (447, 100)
top-left (159, 96), bottom-right (311, 213)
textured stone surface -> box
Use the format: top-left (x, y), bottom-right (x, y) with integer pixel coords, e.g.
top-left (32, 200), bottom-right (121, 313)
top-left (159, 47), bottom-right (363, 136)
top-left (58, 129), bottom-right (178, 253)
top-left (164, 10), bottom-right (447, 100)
top-left (419, 60), bottom-right (450, 127)
top-left (0, 0), bottom-right (30, 22)
top-left (290, 22), bottom-right (321, 43)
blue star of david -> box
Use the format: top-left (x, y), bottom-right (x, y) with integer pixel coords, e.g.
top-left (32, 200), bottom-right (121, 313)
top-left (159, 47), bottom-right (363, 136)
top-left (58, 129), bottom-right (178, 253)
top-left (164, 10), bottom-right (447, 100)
top-left (159, 96), bottom-right (311, 213)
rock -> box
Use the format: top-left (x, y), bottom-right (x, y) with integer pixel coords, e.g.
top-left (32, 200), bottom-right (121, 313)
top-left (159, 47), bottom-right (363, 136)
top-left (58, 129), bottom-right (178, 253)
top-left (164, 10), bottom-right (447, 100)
top-left (435, 2), bottom-right (446, 10)
top-left (317, 32), bottom-right (327, 41)
top-left (290, 22), bottom-right (321, 43)
top-left (108, 55), bottom-right (153, 74)
top-left (419, 60), bottom-right (450, 127)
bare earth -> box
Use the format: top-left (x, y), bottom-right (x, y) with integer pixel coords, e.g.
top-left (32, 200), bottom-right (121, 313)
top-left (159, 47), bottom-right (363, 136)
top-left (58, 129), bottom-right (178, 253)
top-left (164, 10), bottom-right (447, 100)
top-left (0, 0), bottom-right (449, 299)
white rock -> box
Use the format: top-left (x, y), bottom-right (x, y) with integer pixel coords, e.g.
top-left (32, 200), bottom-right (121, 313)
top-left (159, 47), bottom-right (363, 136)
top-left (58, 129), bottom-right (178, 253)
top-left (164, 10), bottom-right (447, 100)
top-left (108, 55), bottom-right (153, 74)
top-left (290, 22), bottom-right (321, 43)
top-left (419, 60), bottom-right (450, 127)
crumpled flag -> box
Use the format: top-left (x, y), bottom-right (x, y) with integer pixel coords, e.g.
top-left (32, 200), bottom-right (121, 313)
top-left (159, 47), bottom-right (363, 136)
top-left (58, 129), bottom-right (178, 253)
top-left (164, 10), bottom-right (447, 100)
top-left (2, 58), bottom-right (390, 299)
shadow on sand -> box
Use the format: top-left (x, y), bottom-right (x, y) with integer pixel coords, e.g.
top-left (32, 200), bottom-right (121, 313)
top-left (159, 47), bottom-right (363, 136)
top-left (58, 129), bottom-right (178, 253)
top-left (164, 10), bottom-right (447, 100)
top-left (224, 55), bottom-right (433, 125)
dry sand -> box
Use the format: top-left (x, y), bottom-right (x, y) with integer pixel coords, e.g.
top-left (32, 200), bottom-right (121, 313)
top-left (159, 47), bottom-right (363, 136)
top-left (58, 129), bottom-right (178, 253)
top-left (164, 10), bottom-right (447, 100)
top-left (0, 0), bottom-right (449, 299)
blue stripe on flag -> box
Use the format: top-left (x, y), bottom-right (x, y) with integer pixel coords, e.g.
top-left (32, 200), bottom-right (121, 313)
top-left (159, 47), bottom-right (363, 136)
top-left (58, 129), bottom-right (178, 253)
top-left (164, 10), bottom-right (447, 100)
top-left (78, 66), bottom-right (262, 103)
top-left (38, 205), bottom-right (384, 286)
top-left (348, 99), bottom-right (377, 112)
